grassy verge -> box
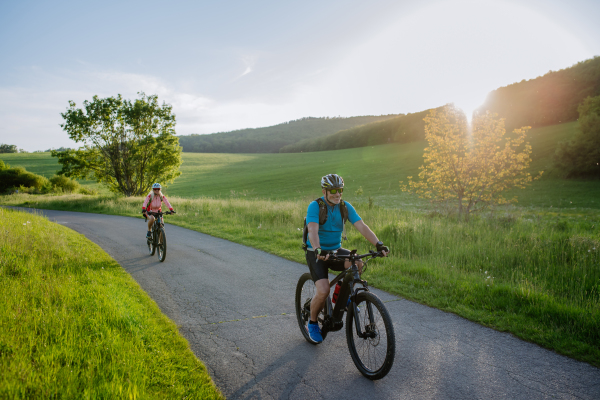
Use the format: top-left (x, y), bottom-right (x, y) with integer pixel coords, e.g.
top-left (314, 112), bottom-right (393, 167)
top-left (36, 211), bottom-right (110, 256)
top-left (2, 193), bottom-right (598, 367)
top-left (0, 207), bottom-right (223, 399)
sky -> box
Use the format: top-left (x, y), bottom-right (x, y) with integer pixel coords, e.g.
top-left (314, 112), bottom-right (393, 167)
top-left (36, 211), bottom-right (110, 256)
top-left (0, 0), bottom-right (598, 152)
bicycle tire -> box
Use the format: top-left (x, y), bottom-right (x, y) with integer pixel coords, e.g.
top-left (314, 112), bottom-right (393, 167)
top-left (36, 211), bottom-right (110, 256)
top-left (157, 228), bottom-right (167, 262)
top-left (295, 272), bottom-right (328, 344)
top-left (148, 230), bottom-right (156, 256)
top-left (346, 291), bottom-right (395, 380)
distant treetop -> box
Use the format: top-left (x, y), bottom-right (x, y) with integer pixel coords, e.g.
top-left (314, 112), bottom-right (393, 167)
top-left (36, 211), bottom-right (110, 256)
top-left (476, 56), bottom-right (600, 130)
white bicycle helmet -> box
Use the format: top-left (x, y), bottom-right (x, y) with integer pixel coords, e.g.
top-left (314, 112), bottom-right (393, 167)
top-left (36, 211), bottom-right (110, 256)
top-left (152, 183), bottom-right (162, 189)
top-left (321, 174), bottom-right (344, 189)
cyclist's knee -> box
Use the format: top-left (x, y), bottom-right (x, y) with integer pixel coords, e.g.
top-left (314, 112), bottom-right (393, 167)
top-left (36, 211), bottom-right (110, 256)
top-left (315, 279), bottom-right (329, 296)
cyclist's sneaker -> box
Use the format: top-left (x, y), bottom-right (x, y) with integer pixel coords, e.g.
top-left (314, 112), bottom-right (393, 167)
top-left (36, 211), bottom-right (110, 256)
top-left (344, 298), bottom-right (351, 312)
top-left (146, 231), bottom-right (152, 239)
top-left (308, 323), bottom-right (323, 344)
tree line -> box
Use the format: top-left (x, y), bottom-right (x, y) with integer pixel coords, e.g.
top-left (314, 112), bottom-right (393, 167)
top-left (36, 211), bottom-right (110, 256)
top-left (0, 144), bottom-right (26, 153)
top-left (177, 115), bottom-right (399, 153)
top-left (476, 56), bottom-right (600, 130)
top-left (279, 109), bottom-right (434, 153)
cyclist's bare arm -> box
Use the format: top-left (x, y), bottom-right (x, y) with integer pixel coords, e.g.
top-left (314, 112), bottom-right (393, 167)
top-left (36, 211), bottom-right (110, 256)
top-left (307, 222), bottom-right (329, 261)
top-left (353, 220), bottom-right (389, 257)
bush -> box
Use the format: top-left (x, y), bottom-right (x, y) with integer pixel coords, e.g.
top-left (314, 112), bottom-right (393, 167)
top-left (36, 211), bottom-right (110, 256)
top-left (49, 175), bottom-right (80, 193)
top-left (77, 186), bottom-right (98, 195)
top-left (0, 167), bottom-right (49, 194)
top-left (554, 95), bottom-right (600, 178)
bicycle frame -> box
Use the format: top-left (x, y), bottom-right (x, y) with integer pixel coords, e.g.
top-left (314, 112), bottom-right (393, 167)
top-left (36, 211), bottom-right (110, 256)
top-left (146, 211), bottom-right (170, 246)
top-left (321, 250), bottom-right (380, 338)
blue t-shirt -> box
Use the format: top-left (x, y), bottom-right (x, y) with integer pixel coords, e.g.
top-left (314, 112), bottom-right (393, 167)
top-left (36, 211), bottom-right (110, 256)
top-left (305, 197), bottom-right (361, 251)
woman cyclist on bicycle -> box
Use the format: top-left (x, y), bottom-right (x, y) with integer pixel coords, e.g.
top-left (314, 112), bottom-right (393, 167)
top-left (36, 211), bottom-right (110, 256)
top-left (142, 183), bottom-right (174, 238)
top-left (305, 174), bottom-right (389, 343)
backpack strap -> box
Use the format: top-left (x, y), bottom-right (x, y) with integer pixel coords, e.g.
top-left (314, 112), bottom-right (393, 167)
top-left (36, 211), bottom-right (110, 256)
top-left (316, 197), bottom-right (348, 241)
top-left (340, 200), bottom-right (348, 241)
top-left (315, 198), bottom-right (328, 225)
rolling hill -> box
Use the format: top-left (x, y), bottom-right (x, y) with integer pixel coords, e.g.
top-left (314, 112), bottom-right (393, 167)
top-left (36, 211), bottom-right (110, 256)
top-left (177, 115), bottom-right (400, 154)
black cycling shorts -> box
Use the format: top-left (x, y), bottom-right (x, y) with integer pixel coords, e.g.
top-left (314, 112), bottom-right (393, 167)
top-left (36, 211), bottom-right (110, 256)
top-left (305, 248), bottom-right (350, 282)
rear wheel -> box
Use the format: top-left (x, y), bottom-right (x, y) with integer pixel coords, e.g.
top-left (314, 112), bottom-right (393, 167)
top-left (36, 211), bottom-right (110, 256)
top-left (157, 228), bottom-right (167, 262)
top-left (346, 292), bottom-right (395, 380)
top-left (295, 273), bottom-right (328, 344)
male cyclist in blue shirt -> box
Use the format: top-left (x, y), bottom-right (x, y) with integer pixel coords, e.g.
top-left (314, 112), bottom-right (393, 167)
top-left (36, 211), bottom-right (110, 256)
top-left (305, 173), bottom-right (389, 343)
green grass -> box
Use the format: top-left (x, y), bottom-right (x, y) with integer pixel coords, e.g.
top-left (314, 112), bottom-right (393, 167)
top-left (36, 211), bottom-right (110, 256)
top-left (2, 194), bottom-right (598, 367)
top-left (2, 121), bottom-right (599, 368)
top-left (0, 207), bottom-right (223, 399)
top-left (3, 122), bottom-right (599, 210)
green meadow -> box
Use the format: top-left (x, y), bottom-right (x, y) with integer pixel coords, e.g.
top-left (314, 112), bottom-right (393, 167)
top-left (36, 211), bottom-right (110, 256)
top-left (0, 208), bottom-right (223, 399)
top-left (3, 122), bottom-right (600, 209)
top-left (1, 120), bottom-right (599, 368)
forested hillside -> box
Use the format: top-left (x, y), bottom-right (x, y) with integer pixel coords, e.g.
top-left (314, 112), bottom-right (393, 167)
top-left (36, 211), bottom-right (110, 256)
top-left (178, 115), bottom-right (399, 153)
top-left (476, 56), bottom-right (600, 129)
top-left (179, 57), bottom-right (599, 155)
top-left (279, 108), bottom-right (435, 153)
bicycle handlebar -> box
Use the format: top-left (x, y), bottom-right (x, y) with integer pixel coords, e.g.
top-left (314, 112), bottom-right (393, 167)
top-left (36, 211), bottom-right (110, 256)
top-left (144, 210), bottom-right (175, 216)
top-left (328, 250), bottom-right (386, 262)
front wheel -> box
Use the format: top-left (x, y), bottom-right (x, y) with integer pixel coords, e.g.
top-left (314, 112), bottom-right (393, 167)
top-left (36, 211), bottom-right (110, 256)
top-left (148, 231), bottom-right (156, 255)
top-left (157, 228), bottom-right (167, 262)
top-left (346, 292), bottom-right (395, 380)
top-left (295, 273), bottom-right (328, 344)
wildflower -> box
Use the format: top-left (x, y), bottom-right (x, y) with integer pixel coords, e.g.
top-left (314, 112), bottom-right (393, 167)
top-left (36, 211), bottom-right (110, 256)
top-left (257, 224), bottom-right (262, 229)
top-left (485, 271), bottom-right (488, 274)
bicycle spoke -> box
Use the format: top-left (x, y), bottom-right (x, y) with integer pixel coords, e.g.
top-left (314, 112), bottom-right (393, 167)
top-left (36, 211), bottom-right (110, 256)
top-left (346, 292), bottom-right (395, 380)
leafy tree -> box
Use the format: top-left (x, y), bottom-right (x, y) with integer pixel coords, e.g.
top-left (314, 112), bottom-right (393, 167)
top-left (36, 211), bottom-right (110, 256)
top-left (53, 93), bottom-right (182, 196)
top-left (554, 95), bottom-right (600, 178)
top-left (401, 105), bottom-right (541, 217)
top-left (0, 144), bottom-right (18, 153)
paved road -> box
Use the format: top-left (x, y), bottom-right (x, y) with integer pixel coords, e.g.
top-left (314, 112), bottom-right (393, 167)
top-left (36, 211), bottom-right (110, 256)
top-left (13, 208), bottom-right (600, 399)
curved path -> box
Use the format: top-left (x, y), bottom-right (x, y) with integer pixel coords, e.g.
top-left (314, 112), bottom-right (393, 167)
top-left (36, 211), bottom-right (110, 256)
top-left (14, 208), bottom-right (600, 399)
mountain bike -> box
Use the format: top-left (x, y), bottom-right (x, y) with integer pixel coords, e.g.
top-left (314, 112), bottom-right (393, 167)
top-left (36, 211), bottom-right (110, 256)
top-left (145, 210), bottom-right (175, 262)
top-left (295, 249), bottom-right (396, 380)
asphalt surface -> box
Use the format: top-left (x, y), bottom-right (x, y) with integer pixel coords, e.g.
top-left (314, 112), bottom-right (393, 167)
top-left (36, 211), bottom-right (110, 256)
top-left (12, 208), bottom-right (600, 400)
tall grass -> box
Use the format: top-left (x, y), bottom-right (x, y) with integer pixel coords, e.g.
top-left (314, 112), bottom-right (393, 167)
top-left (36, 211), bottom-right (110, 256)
top-left (3, 193), bottom-right (598, 366)
top-left (0, 207), bottom-right (223, 399)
